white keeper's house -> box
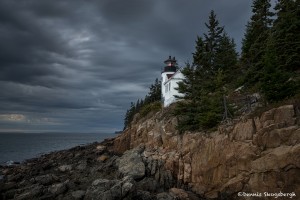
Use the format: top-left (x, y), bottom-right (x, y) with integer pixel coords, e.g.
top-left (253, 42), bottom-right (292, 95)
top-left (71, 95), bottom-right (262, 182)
top-left (161, 56), bottom-right (185, 107)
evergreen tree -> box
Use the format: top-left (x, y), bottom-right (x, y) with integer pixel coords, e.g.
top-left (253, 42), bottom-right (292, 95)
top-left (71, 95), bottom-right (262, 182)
top-left (123, 102), bottom-right (136, 130)
top-left (193, 36), bottom-right (207, 70)
top-left (199, 10), bottom-right (235, 109)
top-left (149, 78), bottom-right (162, 102)
top-left (241, 0), bottom-right (274, 87)
top-left (271, 0), bottom-right (300, 71)
top-left (193, 11), bottom-right (227, 92)
top-left (260, 0), bottom-right (300, 101)
top-left (192, 36), bottom-right (213, 92)
top-left (123, 78), bottom-right (162, 130)
top-left (203, 10), bottom-right (224, 72)
top-left (145, 78), bottom-right (161, 104)
top-left (174, 63), bottom-right (202, 132)
top-left (175, 11), bottom-right (235, 132)
top-left (175, 63), bottom-right (199, 100)
top-left (215, 33), bottom-right (238, 83)
top-left (242, 0), bottom-right (273, 57)
top-left (123, 109), bottom-right (130, 130)
top-left (135, 99), bottom-right (141, 113)
top-left (261, 40), bottom-right (298, 101)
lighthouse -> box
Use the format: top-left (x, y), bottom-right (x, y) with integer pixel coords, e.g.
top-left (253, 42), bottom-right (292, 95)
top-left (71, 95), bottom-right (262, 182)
top-left (161, 56), bottom-right (184, 107)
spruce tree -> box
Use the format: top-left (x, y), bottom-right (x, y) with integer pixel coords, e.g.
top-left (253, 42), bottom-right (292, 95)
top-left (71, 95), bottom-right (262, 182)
top-left (145, 78), bottom-right (161, 103)
top-left (261, 42), bottom-right (298, 101)
top-left (123, 102), bottom-right (136, 129)
top-left (272, 0), bottom-right (300, 71)
top-left (215, 33), bottom-right (238, 84)
top-left (175, 11), bottom-right (235, 132)
top-left (196, 12), bottom-right (233, 129)
top-left (242, 0), bottom-right (273, 57)
top-left (175, 63), bottom-right (199, 100)
top-left (203, 10), bottom-right (224, 72)
top-left (195, 10), bottom-right (226, 93)
top-left (174, 63), bottom-right (202, 132)
top-left (241, 0), bottom-right (274, 87)
top-left (123, 78), bottom-right (162, 130)
top-left (260, 0), bottom-right (300, 101)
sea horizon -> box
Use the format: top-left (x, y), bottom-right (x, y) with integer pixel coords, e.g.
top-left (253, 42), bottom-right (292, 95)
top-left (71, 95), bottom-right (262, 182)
top-left (0, 132), bottom-right (115, 165)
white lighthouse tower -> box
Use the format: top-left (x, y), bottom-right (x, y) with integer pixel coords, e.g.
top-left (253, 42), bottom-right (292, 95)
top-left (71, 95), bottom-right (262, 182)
top-left (161, 56), bottom-right (184, 107)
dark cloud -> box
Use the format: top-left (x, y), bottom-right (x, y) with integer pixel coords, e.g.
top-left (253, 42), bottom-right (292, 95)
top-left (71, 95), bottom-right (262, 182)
top-left (0, 0), bottom-right (256, 133)
top-left (97, 0), bottom-right (155, 24)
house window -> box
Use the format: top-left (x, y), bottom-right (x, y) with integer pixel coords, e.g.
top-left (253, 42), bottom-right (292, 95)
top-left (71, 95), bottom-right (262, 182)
top-left (169, 82), bottom-right (171, 91)
top-left (165, 85), bottom-right (168, 93)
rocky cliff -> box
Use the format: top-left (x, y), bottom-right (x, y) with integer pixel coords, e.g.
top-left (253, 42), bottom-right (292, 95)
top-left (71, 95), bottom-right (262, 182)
top-left (0, 136), bottom-right (203, 200)
top-left (1, 104), bottom-right (298, 200)
top-left (113, 104), bottom-right (300, 199)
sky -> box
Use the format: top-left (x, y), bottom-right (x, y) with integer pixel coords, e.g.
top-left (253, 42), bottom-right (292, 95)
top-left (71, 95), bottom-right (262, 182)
top-left (0, 0), bottom-right (255, 133)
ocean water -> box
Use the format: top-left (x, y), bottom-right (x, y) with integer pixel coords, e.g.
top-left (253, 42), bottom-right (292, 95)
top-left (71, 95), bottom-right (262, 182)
top-left (0, 132), bottom-right (115, 165)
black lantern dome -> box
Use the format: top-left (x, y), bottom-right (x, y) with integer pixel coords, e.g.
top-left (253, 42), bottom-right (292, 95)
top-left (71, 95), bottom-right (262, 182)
top-left (162, 56), bottom-right (177, 73)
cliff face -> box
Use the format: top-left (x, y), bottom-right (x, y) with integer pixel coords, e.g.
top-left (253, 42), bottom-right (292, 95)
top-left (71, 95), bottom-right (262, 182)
top-left (113, 105), bottom-right (300, 199)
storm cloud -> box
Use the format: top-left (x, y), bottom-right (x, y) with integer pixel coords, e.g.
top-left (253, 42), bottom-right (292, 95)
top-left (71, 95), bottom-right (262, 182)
top-left (0, 0), bottom-right (254, 133)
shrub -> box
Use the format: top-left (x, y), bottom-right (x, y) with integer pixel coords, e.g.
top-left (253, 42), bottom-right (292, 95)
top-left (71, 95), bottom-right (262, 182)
top-left (140, 101), bottom-right (161, 118)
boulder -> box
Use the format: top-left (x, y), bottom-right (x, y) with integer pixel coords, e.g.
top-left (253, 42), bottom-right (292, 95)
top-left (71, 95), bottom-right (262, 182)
top-left (71, 190), bottom-right (85, 199)
top-left (76, 161), bottom-right (87, 170)
top-left (169, 188), bottom-right (189, 199)
top-left (231, 119), bottom-right (255, 141)
top-left (116, 147), bottom-right (145, 180)
top-left (273, 105), bottom-right (296, 126)
top-left (1, 181), bottom-right (16, 191)
top-left (58, 165), bottom-right (72, 172)
top-left (134, 190), bottom-right (155, 200)
top-left (48, 182), bottom-right (67, 196)
top-left (96, 145), bottom-right (107, 152)
top-left (85, 176), bottom-right (136, 200)
top-left (156, 192), bottom-right (174, 200)
top-left (15, 185), bottom-right (43, 200)
top-left (97, 155), bottom-right (109, 162)
top-left (34, 174), bottom-right (57, 185)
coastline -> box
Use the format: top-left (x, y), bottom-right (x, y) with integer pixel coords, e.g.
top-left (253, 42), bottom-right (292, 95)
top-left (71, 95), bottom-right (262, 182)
top-left (0, 136), bottom-right (203, 200)
top-left (0, 132), bottom-right (115, 166)
top-left (3, 102), bottom-right (299, 200)
top-left (0, 137), bottom-right (117, 199)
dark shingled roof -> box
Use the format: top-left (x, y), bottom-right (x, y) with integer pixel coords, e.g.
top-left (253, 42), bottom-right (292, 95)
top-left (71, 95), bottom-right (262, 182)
top-left (167, 74), bottom-right (174, 79)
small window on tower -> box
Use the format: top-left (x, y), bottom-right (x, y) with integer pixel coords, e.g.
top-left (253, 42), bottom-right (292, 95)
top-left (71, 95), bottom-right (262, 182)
top-left (169, 82), bottom-right (171, 91)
